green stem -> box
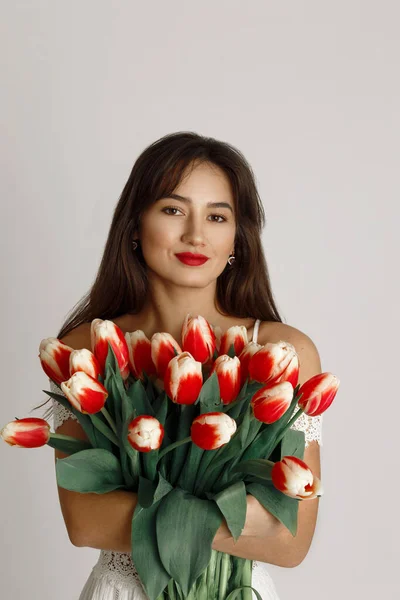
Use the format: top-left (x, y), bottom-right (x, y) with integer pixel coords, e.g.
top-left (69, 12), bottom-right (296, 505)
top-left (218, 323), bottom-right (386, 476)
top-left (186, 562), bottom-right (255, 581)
top-left (100, 406), bottom-right (118, 435)
top-left (218, 552), bottom-right (230, 600)
top-left (241, 560), bottom-right (253, 600)
top-left (207, 549), bottom-right (217, 597)
top-left (214, 551), bottom-right (222, 599)
top-left (167, 579), bottom-right (176, 600)
top-left (49, 433), bottom-right (82, 442)
top-left (156, 436), bottom-right (192, 464)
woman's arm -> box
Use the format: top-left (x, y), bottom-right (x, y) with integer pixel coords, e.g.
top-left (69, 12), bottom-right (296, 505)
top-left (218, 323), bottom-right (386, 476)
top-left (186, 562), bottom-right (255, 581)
top-left (219, 324), bottom-right (323, 568)
top-left (212, 441), bottom-right (321, 568)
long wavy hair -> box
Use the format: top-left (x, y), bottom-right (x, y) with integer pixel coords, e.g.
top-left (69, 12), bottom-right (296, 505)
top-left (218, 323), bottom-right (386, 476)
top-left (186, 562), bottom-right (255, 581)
top-left (34, 131), bottom-right (284, 418)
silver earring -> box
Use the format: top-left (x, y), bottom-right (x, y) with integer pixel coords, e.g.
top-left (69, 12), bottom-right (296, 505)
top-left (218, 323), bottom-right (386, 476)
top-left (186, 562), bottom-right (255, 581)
top-left (227, 253), bottom-right (235, 265)
top-left (132, 240), bottom-right (138, 250)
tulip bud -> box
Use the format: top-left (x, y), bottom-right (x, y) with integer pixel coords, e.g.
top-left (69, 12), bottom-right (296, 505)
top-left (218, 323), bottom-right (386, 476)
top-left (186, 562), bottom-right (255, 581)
top-left (1, 418), bottom-right (50, 448)
top-left (218, 325), bottom-right (248, 357)
top-left (250, 381), bottom-right (294, 424)
top-left (151, 332), bottom-right (182, 380)
top-left (191, 411), bottom-right (237, 450)
top-left (238, 341), bottom-right (262, 387)
top-left (273, 353), bottom-right (299, 388)
top-left (38, 337), bottom-right (73, 385)
top-left (69, 348), bottom-right (102, 380)
top-left (209, 355), bottom-right (241, 405)
top-left (181, 314), bottom-right (217, 364)
top-left (127, 415), bottom-right (164, 452)
top-left (90, 319), bottom-right (130, 380)
top-left (164, 351), bottom-right (203, 405)
top-left (61, 371), bottom-right (108, 414)
top-left (271, 455), bottom-right (323, 500)
top-left (297, 372), bottom-right (340, 416)
top-left (125, 330), bottom-right (157, 381)
top-left (248, 341), bottom-right (299, 386)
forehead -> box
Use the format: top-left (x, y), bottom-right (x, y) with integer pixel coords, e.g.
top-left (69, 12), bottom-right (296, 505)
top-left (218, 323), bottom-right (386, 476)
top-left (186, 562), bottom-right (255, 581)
top-left (163, 162), bottom-right (234, 211)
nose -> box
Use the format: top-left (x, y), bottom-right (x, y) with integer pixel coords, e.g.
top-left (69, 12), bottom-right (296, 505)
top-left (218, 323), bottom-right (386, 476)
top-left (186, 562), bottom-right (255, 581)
top-left (181, 216), bottom-right (207, 248)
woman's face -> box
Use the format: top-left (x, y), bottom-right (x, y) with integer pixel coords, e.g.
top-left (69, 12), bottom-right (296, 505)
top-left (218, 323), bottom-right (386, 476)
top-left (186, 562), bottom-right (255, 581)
top-left (137, 162), bottom-right (237, 288)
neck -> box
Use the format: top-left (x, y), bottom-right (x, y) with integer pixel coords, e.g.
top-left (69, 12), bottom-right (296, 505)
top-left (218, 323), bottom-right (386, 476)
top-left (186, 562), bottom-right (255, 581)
top-left (135, 283), bottom-right (227, 346)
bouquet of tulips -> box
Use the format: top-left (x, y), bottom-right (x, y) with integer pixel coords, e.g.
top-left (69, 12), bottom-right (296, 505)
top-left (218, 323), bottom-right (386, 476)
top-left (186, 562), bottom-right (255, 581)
top-left (1, 315), bottom-right (339, 600)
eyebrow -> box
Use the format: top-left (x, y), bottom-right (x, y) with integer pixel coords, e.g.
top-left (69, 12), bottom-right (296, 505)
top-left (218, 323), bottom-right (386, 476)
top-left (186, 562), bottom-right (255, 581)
top-left (163, 193), bottom-right (233, 213)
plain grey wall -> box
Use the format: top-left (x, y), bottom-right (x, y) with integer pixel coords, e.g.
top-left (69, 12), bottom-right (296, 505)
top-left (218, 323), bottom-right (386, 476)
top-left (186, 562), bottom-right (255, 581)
top-left (1, 1), bottom-right (398, 598)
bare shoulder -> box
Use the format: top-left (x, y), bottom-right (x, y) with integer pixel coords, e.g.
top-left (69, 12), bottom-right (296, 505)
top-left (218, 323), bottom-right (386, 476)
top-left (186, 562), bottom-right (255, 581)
top-left (258, 321), bottom-right (322, 385)
top-left (60, 322), bottom-right (92, 350)
top-left (258, 322), bottom-right (320, 355)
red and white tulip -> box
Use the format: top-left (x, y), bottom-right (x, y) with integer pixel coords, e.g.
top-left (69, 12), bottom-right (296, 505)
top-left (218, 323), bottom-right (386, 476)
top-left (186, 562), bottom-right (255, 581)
top-left (237, 341), bottom-right (263, 387)
top-left (61, 371), bottom-right (109, 414)
top-left (271, 455), bottom-right (323, 500)
top-left (38, 337), bottom-right (73, 385)
top-left (164, 351), bottom-right (203, 405)
top-left (297, 372), bottom-right (340, 416)
top-left (126, 330), bottom-right (157, 381)
top-left (127, 415), bottom-right (164, 452)
top-left (151, 332), bottom-right (182, 380)
top-left (250, 381), bottom-right (294, 424)
top-left (69, 348), bottom-right (102, 380)
top-left (181, 314), bottom-right (217, 364)
top-left (191, 411), bottom-right (237, 450)
top-left (218, 325), bottom-right (248, 357)
top-left (1, 418), bottom-right (50, 448)
top-left (90, 319), bottom-right (130, 380)
top-left (248, 341), bottom-right (299, 387)
top-left (209, 355), bottom-right (241, 405)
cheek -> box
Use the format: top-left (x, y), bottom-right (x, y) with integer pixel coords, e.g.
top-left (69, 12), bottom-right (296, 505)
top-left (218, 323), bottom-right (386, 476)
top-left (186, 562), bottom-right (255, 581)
top-left (141, 219), bottom-right (176, 248)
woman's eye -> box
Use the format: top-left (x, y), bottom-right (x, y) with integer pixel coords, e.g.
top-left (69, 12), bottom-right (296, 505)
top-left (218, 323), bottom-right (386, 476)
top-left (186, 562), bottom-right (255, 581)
top-left (162, 206), bottom-right (227, 223)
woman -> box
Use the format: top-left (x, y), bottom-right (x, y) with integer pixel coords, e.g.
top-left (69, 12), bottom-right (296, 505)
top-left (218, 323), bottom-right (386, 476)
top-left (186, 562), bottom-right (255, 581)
top-left (40, 131), bottom-right (323, 599)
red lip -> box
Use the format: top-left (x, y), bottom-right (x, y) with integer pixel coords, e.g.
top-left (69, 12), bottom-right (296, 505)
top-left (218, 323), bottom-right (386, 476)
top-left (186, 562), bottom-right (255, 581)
top-left (175, 253), bottom-right (209, 265)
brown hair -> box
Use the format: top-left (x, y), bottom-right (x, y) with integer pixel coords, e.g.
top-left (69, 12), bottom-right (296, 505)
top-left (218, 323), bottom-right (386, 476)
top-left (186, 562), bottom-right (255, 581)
top-left (34, 131), bottom-right (284, 418)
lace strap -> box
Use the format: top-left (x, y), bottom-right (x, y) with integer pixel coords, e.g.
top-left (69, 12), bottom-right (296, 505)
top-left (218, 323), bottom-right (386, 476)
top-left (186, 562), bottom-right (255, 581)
top-left (49, 379), bottom-right (79, 431)
top-left (289, 406), bottom-right (323, 447)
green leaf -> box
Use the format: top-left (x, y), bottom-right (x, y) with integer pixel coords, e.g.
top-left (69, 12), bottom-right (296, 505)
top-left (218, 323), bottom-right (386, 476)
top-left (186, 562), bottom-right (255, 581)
top-left (237, 415), bottom-right (284, 464)
top-left (137, 476), bottom-right (157, 509)
top-left (176, 441), bottom-right (205, 494)
top-left (197, 370), bottom-right (222, 412)
top-left (156, 487), bottom-right (224, 596)
top-left (134, 471), bottom-right (174, 521)
top-left (108, 374), bottom-right (135, 488)
top-left (55, 448), bottom-right (125, 493)
top-left (47, 437), bottom-right (92, 455)
top-left (246, 482), bottom-right (300, 536)
top-left (238, 404), bottom-right (252, 447)
top-left (154, 391), bottom-right (169, 426)
top-left (127, 378), bottom-right (156, 418)
top-left (103, 343), bottom-right (119, 421)
top-left (104, 340), bottom-right (118, 375)
top-left (206, 481), bottom-right (247, 541)
top-left (280, 428), bottom-right (305, 460)
top-left (131, 492), bottom-right (173, 600)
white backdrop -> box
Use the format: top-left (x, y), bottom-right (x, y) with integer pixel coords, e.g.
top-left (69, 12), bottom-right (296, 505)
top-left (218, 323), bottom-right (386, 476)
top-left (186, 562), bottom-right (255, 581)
top-left (1, 1), bottom-right (398, 599)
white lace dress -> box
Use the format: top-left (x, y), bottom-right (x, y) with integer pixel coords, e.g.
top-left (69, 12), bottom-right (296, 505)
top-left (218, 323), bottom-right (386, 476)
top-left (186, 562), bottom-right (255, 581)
top-left (50, 319), bottom-right (322, 600)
